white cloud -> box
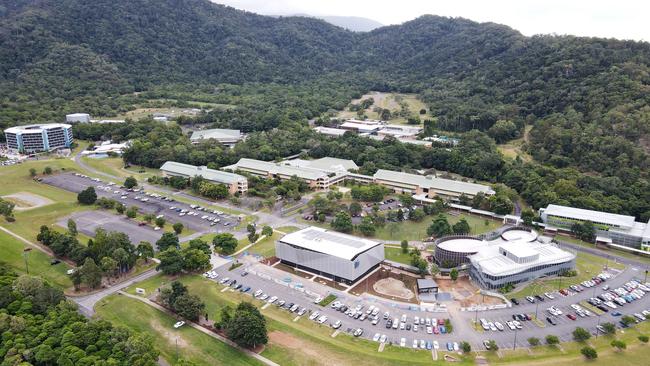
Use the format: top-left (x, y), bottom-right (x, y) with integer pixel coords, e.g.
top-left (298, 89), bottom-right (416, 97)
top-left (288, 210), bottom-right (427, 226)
top-left (213, 0), bottom-right (647, 41)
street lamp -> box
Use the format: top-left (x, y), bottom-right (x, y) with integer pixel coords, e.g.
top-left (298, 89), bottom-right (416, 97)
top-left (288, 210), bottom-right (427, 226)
top-left (23, 247), bottom-right (32, 274)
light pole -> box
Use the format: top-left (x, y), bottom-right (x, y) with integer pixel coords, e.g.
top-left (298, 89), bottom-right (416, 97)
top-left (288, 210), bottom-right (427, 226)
top-left (23, 248), bottom-right (32, 274)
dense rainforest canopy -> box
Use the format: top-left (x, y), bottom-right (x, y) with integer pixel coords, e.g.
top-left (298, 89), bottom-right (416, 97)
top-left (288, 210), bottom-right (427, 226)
top-left (1, 0), bottom-right (649, 219)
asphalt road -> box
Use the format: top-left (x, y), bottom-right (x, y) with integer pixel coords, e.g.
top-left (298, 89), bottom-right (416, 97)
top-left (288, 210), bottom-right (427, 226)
top-left (58, 210), bottom-right (163, 244)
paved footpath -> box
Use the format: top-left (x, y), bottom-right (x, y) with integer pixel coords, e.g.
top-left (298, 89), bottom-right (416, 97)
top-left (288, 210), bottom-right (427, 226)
top-left (119, 291), bottom-right (280, 366)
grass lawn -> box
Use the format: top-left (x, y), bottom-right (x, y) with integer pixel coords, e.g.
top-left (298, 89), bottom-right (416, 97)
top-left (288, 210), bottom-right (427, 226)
top-left (95, 294), bottom-right (265, 366)
top-left (275, 226), bottom-right (300, 234)
top-left (0, 230), bottom-right (72, 288)
top-left (337, 92), bottom-right (428, 125)
top-left (497, 125), bottom-right (533, 162)
top-left (509, 251), bottom-right (626, 298)
top-left (384, 246), bottom-right (413, 265)
top-left (81, 155), bottom-right (158, 180)
top-left (484, 321), bottom-right (650, 365)
top-left (555, 234), bottom-right (650, 266)
top-left (373, 213), bottom-right (502, 241)
top-left (247, 232), bottom-right (280, 257)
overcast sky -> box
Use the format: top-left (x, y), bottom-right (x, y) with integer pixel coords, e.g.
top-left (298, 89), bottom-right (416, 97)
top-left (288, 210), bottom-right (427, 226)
top-left (213, 0), bottom-right (647, 42)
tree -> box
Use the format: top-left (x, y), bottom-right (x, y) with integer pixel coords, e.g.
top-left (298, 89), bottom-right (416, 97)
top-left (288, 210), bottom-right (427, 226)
top-left (155, 216), bottom-right (166, 227)
top-left (188, 239), bottom-right (212, 256)
top-left (248, 232), bottom-right (259, 243)
top-left (527, 337), bottom-right (540, 346)
top-left (601, 322), bottom-right (616, 335)
top-left (261, 225), bottom-right (273, 237)
top-left (77, 187), bottom-right (97, 205)
top-left (64, 218), bottom-right (77, 236)
top-left (349, 201), bottom-right (362, 216)
top-left (610, 339), bottom-right (626, 351)
top-left (399, 194), bottom-right (415, 207)
top-left (487, 119), bottom-right (518, 143)
top-left (126, 206), bottom-right (138, 218)
top-left (331, 211), bottom-right (353, 233)
top-left (460, 341), bottom-right (471, 353)
top-left (172, 222), bottom-right (184, 234)
top-left (225, 302), bottom-right (268, 348)
top-left (638, 335), bottom-right (649, 343)
top-left (124, 176), bottom-right (138, 189)
top-left (112, 247), bottom-right (130, 273)
top-left (100, 256), bottom-right (118, 278)
top-left (156, 248), bottom-right (185, 275)
top-left (573, 327), bottom-right (591, 342)
top-left (43, 166), bottom-right (53, 175)
top-left (0, 198), bottom-right (14, 220)
top-left (621, 315), bottom-right (636, 327)
top-left (427, 214), bottom-right (451, 237)
top-left (143, 213), bottom-right (155, 223)
top-left (430, 263), bottom-right (439, 276)
top-left (580, 346), bottom-right (597, 360)
top-left (546, 335), bottom-right (560, 345)
top-left (486, 340), bottom-right (498, 351)
top-left (70, 269), bottom-right (82, 291)
top-left (29, 168), bottom-right (37, 177)
top-left (452, 218), bottom-right (471, 234)
top-left (182, 248), bottom-right (211, 273)
top-left (401, 240), bottom-right (408, 253)
top-left (156, 232), bottom-right (180, 251)
top-left (358, 216), bottom-right (376, 236)
top-left (81, 258), bottom-right (102, 289)
top-left (136, 241), bottom-right (154, 263)
top-left (409, 208), bottom-right (426, 222)
top-left (174, 293), bottom-right (205, 321)
top-left (213, 233), bottom-right (238, 255)
top-left (520, 209), bottom-right (536, 226)
top-left (115, 203), bottom-right (125, 214)
top-left (450, 268), bottom-right (458, 281)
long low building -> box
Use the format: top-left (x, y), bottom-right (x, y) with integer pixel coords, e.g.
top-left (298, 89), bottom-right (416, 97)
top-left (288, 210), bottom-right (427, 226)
top-left (373, 169), bottom-right (494, 200)
top-left (190, 128), bottom-right (243, 147)
top-left (275, 227), bottom-right (385, 284)
top-left (540, 204), bottom-right (650, 249)
top-left (160, 161), bottom-right (247, 194)
top-left (432, 227), bottom-right (576, 290)
top-left (222, 157), bottom-right (358, 190)
top-left (4, 123), bottom-right (73, 153)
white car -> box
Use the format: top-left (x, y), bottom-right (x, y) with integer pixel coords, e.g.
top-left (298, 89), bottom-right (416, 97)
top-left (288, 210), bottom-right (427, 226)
top-left (400, 338), bottom-right (406, 347)
top-left (433, 341), bottom-right (439, 350)
top-left (173, 321), bottom-right (185, 329)
top-left (309, 312), bottom-right (320, 321)
top-left (317, 315), bottom-right (328, 324)
top-left (426, 326), bottom-right (433, 334)
top-left (331, 320), bottom-right (342, 329)
top-left (412, 339), bottom-right (418, 349)
top-left (453, 342), bottom-right (459, 352)
top-left (379, 334), bottom-right (387, 343)
top-left (268, 296), bottom-right (278, 304)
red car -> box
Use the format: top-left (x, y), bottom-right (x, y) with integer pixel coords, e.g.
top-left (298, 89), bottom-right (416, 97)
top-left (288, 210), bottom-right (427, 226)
top-left (567, 314), bottom-right (577, 321)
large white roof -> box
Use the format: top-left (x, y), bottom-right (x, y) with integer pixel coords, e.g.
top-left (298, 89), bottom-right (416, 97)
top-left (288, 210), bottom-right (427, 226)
top-left (5, 123), bottom-right (71, 134)
top-left (374, 169), bottom-right (494, 196)
top-left (542, 204), bottom-right (636, 229)
top-left (279, 227), bottom-right (381, 261)
top-left (223, 158), bottom-right (328, 180)
top-left (190, 128), bottom-right (242, 141)
top-left (286, 157), bottom-right (358, 173)
top-left (437, 238), bottom-right (489, 253)
top-left (161, 161), bottom-right (246, 184)
top-left (469, 241), bottom-right (575, 277)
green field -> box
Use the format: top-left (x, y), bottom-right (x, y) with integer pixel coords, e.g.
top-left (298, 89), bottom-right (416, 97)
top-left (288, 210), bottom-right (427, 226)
top-left (95, 295), bottom-right (264, 366)
top-left (337, 92), bottom-right (428, 125)
top-left (81, 156), bottom-right (158, 180)
top-left (0, 230), bottom-right (72, 288)
top-left (373, 213), bottom-right (501, 241)
top-left (510, 251), bottom-right (626, 298)
top-left (247, 232), bottom-right (280, 257)
top-left (384, 246), bottom-right (414, 265)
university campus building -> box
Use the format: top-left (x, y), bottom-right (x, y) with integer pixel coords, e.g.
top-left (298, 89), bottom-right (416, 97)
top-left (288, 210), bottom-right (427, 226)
top-left (4, 123), bottom-right (73, 153)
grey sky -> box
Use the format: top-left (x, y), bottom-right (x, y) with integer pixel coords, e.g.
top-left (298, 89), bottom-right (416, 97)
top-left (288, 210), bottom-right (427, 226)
top-left (213, 0), bottom-right (647, 41)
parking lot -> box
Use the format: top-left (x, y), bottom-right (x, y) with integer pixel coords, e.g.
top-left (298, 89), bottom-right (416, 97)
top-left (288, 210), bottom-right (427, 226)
top-left (58, 210), bottom-right (163, 245)
top-left (41, 173), bottom-right (240, 234)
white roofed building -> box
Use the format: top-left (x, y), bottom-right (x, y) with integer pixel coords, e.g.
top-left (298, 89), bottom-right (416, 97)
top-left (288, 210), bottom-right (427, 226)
top-left (66, 113), bottom-right (91, 123)
top-left (373, 169), bottom-right (494, 201)
top-left (540, 204), bottom-right (650, 249)
top-left (4, 123), bottom-right (73, 153)
top-left (190, 128), bottom-right (243, 147)
top-left (276, 227), bottom-right (384, 284)
top-left (160, 161), bottom-right (247, 194)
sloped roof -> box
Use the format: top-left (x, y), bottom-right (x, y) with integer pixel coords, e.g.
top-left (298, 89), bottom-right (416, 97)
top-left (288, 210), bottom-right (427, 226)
top-left (279, 227), bottom-right (381, 261)
top-left (160, 161), bottom-right (245, 184)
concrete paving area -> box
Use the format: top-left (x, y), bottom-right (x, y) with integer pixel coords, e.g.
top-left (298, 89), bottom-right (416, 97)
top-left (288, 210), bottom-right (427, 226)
top-left (41, 172), bottom-right (240, 234)
top-left (206, 257), bottom-right (650, 351)
top-left (58, 210), bottom-right (163, 245)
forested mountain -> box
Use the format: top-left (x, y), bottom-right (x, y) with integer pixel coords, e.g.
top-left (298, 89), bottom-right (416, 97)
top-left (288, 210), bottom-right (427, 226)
top-left (1, 0), bottom-right (649, 218)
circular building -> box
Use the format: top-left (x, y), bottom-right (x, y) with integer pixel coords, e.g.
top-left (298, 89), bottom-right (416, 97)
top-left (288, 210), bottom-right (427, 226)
top-left (434, 236), bottom-right (489, 268)
top-left (501, 228), bottom-right (538, 242)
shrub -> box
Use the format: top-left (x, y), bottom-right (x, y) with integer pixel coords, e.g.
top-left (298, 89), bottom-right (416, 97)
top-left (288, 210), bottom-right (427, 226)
top-left (580, 346), bottom-right (597, 360)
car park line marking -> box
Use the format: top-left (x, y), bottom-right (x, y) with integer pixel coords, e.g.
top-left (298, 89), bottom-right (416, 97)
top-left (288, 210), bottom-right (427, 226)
top-left (220, 287), bottom-right (230, 293)
top-left (331, 330), bottom-right (340, 338)
top-left (378, 342), bottom-right (385, 352)
top-left (261, 303), bottom-right (271, 310)
top-left (431, 348), bottom-right (438, 361)
top-left (293, 316), bottom-right (301, 322)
